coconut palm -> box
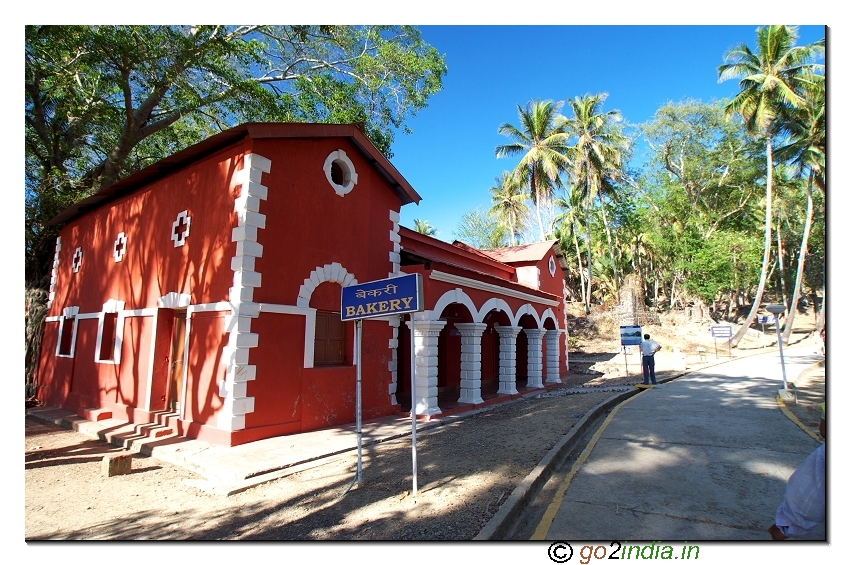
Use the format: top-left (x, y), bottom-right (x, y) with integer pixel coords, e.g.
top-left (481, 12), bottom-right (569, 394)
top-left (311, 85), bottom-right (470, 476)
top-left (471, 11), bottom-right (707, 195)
top-left (553, 190), bottom-right (590, 307)
top-left (490, 171), bottom-right (530, 246)
top-left (561, 93), bottom-right (629, 314)
top-left (413, 219), bottom-right (438, 236)
top-left (718, 25), bottom-right (824, 347)
top-left (495, 99), bottom-right (570, 242)
top-left (776, 73), bottom-right (825, 342)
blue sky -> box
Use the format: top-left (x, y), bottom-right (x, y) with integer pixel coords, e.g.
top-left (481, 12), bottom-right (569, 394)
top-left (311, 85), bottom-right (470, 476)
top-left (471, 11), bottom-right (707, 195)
top-left (390, 25), bottom-right (826, 241)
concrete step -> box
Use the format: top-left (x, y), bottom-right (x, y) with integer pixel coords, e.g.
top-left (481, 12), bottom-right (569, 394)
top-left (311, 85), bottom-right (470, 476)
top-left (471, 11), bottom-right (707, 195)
top-left (82, 407), bottom-right (112, 421)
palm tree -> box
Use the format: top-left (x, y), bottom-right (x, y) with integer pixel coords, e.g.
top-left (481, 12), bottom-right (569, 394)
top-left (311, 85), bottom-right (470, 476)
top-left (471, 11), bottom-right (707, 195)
top-left (496, 99), bottom-right (570, 242)
top-left (718, 25), bottom-right (824, 347)
top-left (776, 73), bottom-right (825, 342)
top-left (489, 171), bottom-right (530, 246)
top-left (554, 191), bottom-right (588, 306)
top-left (562, 93), bottom-right (629, 313)
top-left (413, 219), bottom-right (438, 236)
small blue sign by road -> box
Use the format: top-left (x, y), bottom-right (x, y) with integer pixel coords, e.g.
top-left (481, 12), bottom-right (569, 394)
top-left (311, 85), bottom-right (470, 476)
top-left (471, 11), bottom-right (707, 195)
top-left (620, 325), bottom-right (643, 346)
top-left (341, 273), bottom-right (424, 321)
top-left (710, 325), bottom-right (733, 338)
top-left (757, 315), bottom-right (775, 324)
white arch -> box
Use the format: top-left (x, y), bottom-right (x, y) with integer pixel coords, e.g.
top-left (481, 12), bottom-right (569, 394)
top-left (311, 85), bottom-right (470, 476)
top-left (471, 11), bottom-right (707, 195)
top-left (514, 303), bottom-right (542, 328)
top-left (431, 288), bottom-right (479, 321)
top-left (158, 292), bottom-right (191, 308)
top-left (540, 308), bottom-right (560, 330)
top-left (296, 262), bottom-right (358, 307)
top-left (475, 297), bottom-right (514, 324)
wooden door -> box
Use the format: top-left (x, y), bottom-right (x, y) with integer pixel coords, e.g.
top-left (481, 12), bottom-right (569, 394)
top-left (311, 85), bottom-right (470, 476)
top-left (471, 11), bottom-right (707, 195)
top-left (167, 311), bottom-right (187, 412)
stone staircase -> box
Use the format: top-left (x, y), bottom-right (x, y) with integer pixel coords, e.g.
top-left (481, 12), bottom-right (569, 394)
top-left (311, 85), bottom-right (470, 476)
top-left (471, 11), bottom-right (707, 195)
top-left (78, 408), bottom-right (180, 450)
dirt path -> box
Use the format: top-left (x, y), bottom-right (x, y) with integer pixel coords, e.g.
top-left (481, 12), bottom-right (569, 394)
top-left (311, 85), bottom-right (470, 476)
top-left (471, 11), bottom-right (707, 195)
top-left (26, 384), bottom-right (623, 540)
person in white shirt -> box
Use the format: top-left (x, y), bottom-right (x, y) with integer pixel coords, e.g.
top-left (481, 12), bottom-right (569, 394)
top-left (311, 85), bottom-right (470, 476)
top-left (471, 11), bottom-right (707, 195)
top-left (640, 333), bottom-right (662, 385)
top-left (769, 403), bottom-right (826, 540)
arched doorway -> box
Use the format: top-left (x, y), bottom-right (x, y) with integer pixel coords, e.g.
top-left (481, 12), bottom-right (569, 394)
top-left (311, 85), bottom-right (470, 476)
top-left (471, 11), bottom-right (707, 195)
top-left (516, 312), bottom-right (539, 389)
top-left (480, 308), bottom-right (512, 401)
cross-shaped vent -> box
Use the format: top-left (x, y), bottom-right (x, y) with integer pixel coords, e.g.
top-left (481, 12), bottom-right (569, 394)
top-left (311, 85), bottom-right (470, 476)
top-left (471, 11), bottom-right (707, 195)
top-left (113, 232), bottom-right (127, 262)
top-left (171, 211), bottom-right (192, 247)
top-left (72, 247), bottom-right (83, 273)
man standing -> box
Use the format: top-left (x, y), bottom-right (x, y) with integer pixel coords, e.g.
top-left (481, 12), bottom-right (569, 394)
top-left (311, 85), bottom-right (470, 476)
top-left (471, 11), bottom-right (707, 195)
top-left (640, 333), bottom-right (662, 385)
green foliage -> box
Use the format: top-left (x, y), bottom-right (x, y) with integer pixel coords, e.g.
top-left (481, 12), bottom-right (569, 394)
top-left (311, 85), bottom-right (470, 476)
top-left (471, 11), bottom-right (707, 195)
top-left (413, 219), bottom-right (438, 236)
top-left (489, 171), bottom-right (530, 246)
top-left (679, 231), bottom-right (762, 304)
top-left (453, 206), bottom-right (509, 250)
top-left (719, 25), bottom-right (824, 135)
top-left (496, 99), bottom-right (571, 241)
top-left (25, 24), bottom-right (447, 287)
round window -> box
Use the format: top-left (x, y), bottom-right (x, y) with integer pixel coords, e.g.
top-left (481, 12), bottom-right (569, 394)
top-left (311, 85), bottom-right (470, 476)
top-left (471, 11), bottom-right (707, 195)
top-left (324, 150), bottom-right (358, 197)
top-left (549, 255), bottom-right (557, 277)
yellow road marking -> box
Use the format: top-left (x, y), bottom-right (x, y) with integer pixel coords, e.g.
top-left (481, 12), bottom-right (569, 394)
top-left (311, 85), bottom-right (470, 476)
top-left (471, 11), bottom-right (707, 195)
top-left (531, 389), bottom-right (651, 540)
top-left (776, 397), bottom-right (823, 443)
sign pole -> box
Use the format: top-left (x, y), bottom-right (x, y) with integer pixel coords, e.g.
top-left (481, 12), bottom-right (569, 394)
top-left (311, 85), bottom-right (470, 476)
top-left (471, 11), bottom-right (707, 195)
top-left (710, 325), bottom-right (733, 357)
top-left (356, 319), bottom-right (363, 487)
top-left (623, 346), bottom-right (629, 378)
top-left (773, 316), bottom-right (789, 390)
top-left (339, 273), bottom-right (424, 496)
top-left (410, 316), bottom-right (418, 496)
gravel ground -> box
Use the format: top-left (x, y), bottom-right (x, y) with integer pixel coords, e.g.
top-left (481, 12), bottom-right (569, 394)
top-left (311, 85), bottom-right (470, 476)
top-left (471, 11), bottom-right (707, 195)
top-left (25, 378), bottom-right (625, 541)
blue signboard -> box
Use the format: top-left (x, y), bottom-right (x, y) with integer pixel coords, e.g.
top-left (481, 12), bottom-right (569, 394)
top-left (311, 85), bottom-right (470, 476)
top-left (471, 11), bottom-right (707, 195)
top-left (757, 315), bottom-right (775, 324)
top-left (341, 273), bottom-right (424, 321)
top-left (710, 325), bottom-right (733, 338)
top-left (620, 325), bottom-right (643, 346)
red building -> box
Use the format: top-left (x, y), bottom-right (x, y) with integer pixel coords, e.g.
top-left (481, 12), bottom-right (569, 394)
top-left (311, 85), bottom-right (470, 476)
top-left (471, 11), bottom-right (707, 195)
top-left (37, 123), bottom-right (571, 447)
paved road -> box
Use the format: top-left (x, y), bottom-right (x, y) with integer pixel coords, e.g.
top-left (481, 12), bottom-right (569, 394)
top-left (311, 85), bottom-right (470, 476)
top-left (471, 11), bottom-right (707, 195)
top-left (532, 346), bottom-right (825, 541)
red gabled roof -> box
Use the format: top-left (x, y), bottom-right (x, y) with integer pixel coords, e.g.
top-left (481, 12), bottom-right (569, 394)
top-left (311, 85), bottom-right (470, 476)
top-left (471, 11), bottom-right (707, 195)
top-left (49, 122), bottom-right (421, 226)
top-left (451, 240), bottom-right (500, 261)
top-left (480, 240), bottom-right (559, 264)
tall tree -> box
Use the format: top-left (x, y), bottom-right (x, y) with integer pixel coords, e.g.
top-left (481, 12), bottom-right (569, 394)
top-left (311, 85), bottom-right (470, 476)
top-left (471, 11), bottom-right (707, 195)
top-left (489, 171), bottom-right (530, 246)
top-left (495, 99), bottom-right (570, 242)
top-left (718, 25), bottom-right (823, 347)
top-left (562, 93), bottom-right (629, 313)
top-left (776, 73), bottom-right (825, 342)
top-left (26, 25), bottom-right (447, 287)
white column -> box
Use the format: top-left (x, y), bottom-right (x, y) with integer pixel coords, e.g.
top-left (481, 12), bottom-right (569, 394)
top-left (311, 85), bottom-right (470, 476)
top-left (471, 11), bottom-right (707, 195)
top-left (545, 329), bottom-right (565, 384)
top-left (524, 328), bottom-right (547, 388)
top-left (495, 326), bottom-right (522, 395)
top-left (406, 320), bottom-right (446, 416)
top-left (455, 323), bottom-right (487, 404)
